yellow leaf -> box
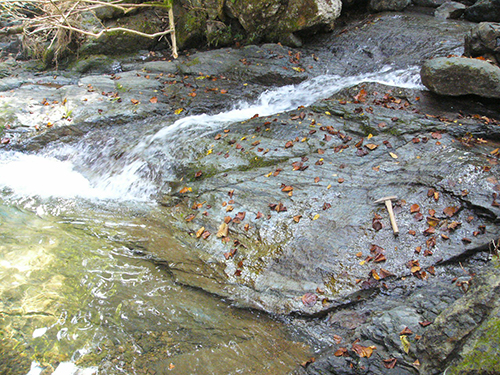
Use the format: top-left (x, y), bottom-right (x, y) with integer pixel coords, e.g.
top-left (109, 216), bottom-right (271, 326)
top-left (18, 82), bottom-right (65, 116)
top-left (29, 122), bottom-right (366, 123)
top-left (216, 222), bottom-right (229, 238)
top-left (196, 227), bottom-right (205, 238)
top-left (325, 111), bottom-right (331, 115)
top-left (206, 149), bottom-right (213, 155)
top-left (174, 108), bottom-right (184, 115)
top-left (389, 152), bottom-right (398, 159)
top-left (265, 172), bottom-right (272, 177)
top-left (313, 214), bottom-right (320, 220)
top-left (367, 133), bottom-right (373, 139)
top-left (359, 260), bottom-right (366, 265)
top-left (400, 335), bottom-right (411, 354)
top-left (327, 184), bottom-right (332, 189)
top-left (179, 187), bottom-right (192, 194)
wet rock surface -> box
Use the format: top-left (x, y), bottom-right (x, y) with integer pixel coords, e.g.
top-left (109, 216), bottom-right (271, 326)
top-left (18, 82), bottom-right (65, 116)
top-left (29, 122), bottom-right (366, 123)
top-left (1, 9), bottom-right (500, 375)
top-left (464, 21), bottom-right (500, 65)
top-left (421, 56), bottom-right (500, 98)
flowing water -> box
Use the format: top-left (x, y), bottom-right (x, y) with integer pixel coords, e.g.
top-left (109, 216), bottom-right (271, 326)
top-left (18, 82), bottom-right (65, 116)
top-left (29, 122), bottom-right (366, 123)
top-left (0, 67), bottom-right (423, 374)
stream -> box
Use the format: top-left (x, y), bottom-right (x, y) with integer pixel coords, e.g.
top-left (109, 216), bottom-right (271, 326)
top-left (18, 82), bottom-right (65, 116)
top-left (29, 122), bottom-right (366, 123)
top-left (1, 66), bottom-right (426, 374)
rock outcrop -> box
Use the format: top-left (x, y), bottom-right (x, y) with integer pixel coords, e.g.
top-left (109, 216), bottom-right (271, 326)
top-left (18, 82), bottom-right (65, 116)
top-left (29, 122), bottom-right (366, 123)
top-left (434, 1), bottom-right (467, 19)
top-left (464, 0), bottom-right (500, 22)
top-left (420, 56), bottom-right (500, 98)
top-left (464, 22), bottom-right (500, 65)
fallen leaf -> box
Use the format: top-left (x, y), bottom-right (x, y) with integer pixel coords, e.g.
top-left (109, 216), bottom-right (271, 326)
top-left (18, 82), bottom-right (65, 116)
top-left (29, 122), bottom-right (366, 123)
top-left (382, 358), bottom-right (397, 369)
top-left (373, 220), bottom-right (383, 231)
top-left (174, 108), bottom-right (184, 115)
top-left (313, 214), bottom-right (320, 220)
top-left (285, 141), bottom-right (294, 148)
top-left (293, 215), bottom-right (302, 223)
top-left (410, 204), bottom-right (420, 213)
top-left (149, 96), bottom-right (158, 103)
top-left (201, 231), bottom-right (211, 239)
top-left (226, 205), bottom-right (234, 212)
top-left (352, 344), bottom-right (375, 358)
top-left (186, 214), bottom-right (196, 222)
top-left (353, 89), bottom-right (367, 103)
top-left (301, 292), bottom-right (317, 307)
top-left (217, 222), bottom-right (229, 237)
top-left (400, 335), bottom-right (410, 354)
top-left (389, 152), bottom-right (398, 159)
top-left (314, 177), bottom-right (320, 183)
top-left (365, 143), bottom-right (378, 150)
top-left (256, 212), bottom-right (264, 219)
top-left (443, 206), bottom-right (458, 217)
top-left (379, 268), bottom-right (395, 278)
top-left (419, 321), bottom-right (432, 327)
top-left (300, 358), bottom-right (316, 368)
top-left (282, 185), bottom-right (294, 192)
top-left (334, 348), bottom-right (348, 357)
top-left (196, 227), bottom-right (205, 238)
top-left (169, 363), bottom-right (175, 370)
top-left (338, 178), bottom-right (345, 183)
top-left (195, 171), bottom-right (203, 178)
top-left (400, 327), bottom-right (413, 335)
top-left (131, 98), bottom-right (139, 104)
top-left (220, 89), bottom-right (228, 94)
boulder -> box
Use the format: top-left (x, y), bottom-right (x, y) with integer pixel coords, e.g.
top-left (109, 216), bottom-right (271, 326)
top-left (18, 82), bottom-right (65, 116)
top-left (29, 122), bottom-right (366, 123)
top-left (464, 0), bottom-right (500, 22)
top-left (412, 0), bottom-right (447, 8)
top-left (369, 0), bottom-right (412, 11)
top-left (417, 262), bottom-right (500, 375)
top-left (434, 1), bottom-right (467, 19)
top-left (464, 22), bottom-right (500, 65)
top-left (420, 56), bottom-right (500, 98)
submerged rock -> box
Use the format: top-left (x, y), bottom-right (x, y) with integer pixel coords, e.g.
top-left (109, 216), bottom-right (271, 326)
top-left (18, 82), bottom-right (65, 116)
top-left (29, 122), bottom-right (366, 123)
top-left (420, 56), bottom-right (500, 98)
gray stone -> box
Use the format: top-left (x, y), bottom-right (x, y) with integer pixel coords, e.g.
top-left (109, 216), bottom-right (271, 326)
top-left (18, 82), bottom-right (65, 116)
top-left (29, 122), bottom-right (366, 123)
top-left (434, 1), bottom-right (466, 19)
top-left (464, 22), bottom-right (500, 65)
top-left (420, 56), bottom-right (500, 98)
top-left (464, 0), bottom-right (500, 22)
top-left (369, 0), bottom-right (412, 11)
top-left (413, 0), bottom-right (446, 7)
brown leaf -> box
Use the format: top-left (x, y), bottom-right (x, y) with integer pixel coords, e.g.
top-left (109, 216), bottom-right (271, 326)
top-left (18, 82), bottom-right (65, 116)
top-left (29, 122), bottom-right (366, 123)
top-left (338, 178), bottom-right (345, 183)
top-left (414, 212), bottom-right (424, 221)
top-left (427, 188), bottom-right (435, 197)
top-left (409, 229), bottom-right (416, 236)
top-left (379, 268), bottom-right (395, 278)
top-left (131, 98), bottom-right (139, 104)
top-left (400, 327), bottom-right (413, 335)
top-left (275, 202), bottom-right (287, 212)
top-left (382, 358), bottom-right (397, 369)
top-left (301, 358), bottom-right (316, 368)
top-left (333, 335), bottom-right (342, 344)
top-left (201, 231), bottom-right (211, 239)
top-left (431, 132), bottom-right (442, 139)
top-left (256, 212), bottom-right (264, 219)
top-left (365, 143), bottom-right (378, 150)
top-left (281, 185), bottom-right (294, 192)
top-left (323, 202), bottom-right (332, 210)
top-left (285, 141), bottom-right (294, 148)
top-left (186, 214), bottom-right (196, 222)
top-left (352, 344), bottom-right (375, 358)
top-left (301, 292), bottom-right (317, 307)
top-left (355, 138), bottom-right (364, 148)
top-left (293, 215), bottom-right (302, 223)
top-left (423, 226), bottom-right (435, 236)
top-left (195, 171), bottom-right (202, 178)
top-left (314, 177), bottom-right (320, 183)
top-left (448, 221), bottom-right (461, 230)
top-left (318, 149), bottom-right (325, 154)
top-left (353, 89), bottom-right (367, 103)
top-left (443, 206), bottom-right (458, 217)
top-left (334, 348), bottom-right (348, 357)
top-left (419, 321), bottom-right (432, 327)
top-left (374, 253), bottom-right (386, 263)
top-left (373, 220), bottom-right (383, 231)
top-left (410, 204), bottom-right (420, 213)
top-left (234, 212), bottom-right (246, 221)
top-left (179, 186), bottom-right (191, 194)
top-left (149, 96), bottom-right (158, 104)
top-left (226, 205), bottom-right (234, 212)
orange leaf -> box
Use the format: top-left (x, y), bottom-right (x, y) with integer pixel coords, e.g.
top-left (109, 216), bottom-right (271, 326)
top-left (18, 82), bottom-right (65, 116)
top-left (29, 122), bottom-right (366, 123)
top-left (410, 204), bottom-right (420, 213)
top-left (352, 344), bottom-right (375, 358)
top-left (220, 89), bottom-right (228, 94)
top-left (131, 99), bottom-right (139, 104)
top-left (301, 292), bottom-right (317, 307)
top-left (149, 96), bottom-right (158, 103)
top-left (293, 215), bottom-right (302, 223)
top-left (443, 206), bottom-right (458, 217)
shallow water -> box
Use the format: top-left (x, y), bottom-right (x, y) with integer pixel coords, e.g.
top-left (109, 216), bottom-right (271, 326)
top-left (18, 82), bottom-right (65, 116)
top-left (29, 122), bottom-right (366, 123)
top-left (0, 200), bottom-right (310, 374)
top-left (0, 67), bottom-right (423, 374)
